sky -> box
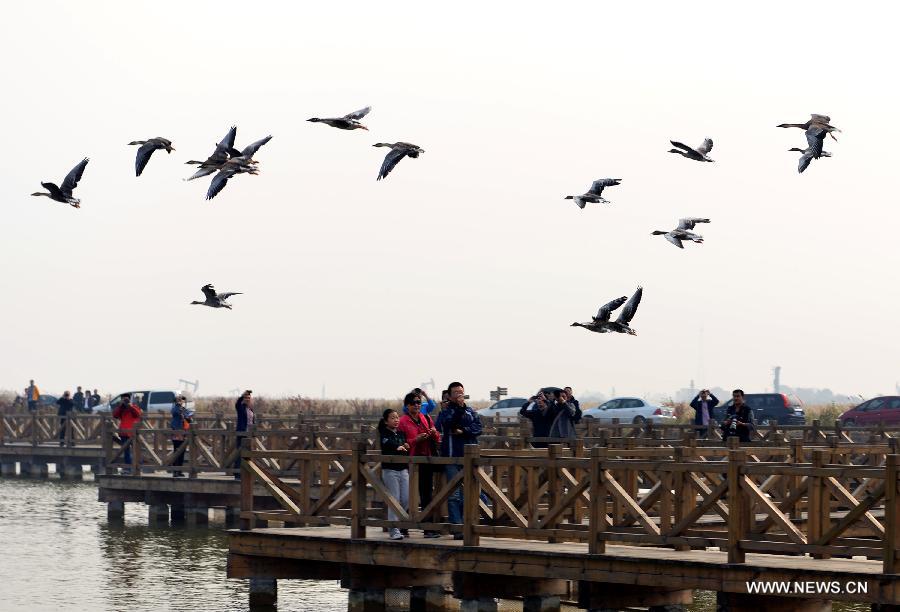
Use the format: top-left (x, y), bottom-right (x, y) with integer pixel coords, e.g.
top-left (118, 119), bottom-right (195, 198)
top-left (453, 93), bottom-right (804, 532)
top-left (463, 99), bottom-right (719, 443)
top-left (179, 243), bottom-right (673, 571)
top-left (1, 1), bottom-right (898, 401)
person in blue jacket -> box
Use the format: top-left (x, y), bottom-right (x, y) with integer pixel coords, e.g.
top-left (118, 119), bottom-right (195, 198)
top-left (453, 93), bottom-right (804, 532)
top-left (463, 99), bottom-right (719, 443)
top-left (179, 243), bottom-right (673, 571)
top-left (170, 395), bottom-right (193, 477)
top-left (434, 381), bottom-right (482, 538)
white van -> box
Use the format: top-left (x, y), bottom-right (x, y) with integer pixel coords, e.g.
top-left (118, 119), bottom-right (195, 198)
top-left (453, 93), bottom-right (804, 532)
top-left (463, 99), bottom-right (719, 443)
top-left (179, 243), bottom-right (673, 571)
top-left (91, 390), bottom-right (194, 414)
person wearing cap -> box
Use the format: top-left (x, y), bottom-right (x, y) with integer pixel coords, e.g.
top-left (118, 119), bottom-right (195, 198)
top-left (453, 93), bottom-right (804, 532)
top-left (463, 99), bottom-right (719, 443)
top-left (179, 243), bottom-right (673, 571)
top-left (233, 390), bottom-right (254, 478)
top-left (690, 388), bottom-right (719, 439)
top-left (170, 395), bottom-right (193, 477)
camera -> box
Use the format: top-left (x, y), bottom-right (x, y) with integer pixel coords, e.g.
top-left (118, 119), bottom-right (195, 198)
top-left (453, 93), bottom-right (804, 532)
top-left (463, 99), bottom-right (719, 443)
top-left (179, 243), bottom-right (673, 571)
top-left (464, 394), bottom-right (470, 400)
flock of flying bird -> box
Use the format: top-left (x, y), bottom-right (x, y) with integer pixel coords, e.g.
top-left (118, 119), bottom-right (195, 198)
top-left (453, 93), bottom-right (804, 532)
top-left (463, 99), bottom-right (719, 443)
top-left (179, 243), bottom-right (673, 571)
top-left (568, 113), bottom-right (842, 336)
top-left (28, 110), bottom-right (841, 328)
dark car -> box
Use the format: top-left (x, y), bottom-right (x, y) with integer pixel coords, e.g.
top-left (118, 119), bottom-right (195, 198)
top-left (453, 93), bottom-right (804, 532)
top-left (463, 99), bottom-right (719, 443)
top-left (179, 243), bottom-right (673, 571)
top-left (712, 393), bottom-right (805, 426)
top-left (839, 397), bottom-right (900, 427)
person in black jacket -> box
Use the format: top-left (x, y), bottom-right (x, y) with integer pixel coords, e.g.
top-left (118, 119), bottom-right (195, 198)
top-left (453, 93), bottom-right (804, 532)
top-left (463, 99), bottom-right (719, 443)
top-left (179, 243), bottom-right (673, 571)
top-left (722, 389), bottom-right (754, 443)
top-left (690, 389), bottom-right (719, 438)
top-left (57, 391), bottom-right (75, 446)
top-left (233, 390), bottom-right (254, 478)
top-left (378, 408), bottom-right (410, 540)
top-left (519, 392), bottom-right (556, 448)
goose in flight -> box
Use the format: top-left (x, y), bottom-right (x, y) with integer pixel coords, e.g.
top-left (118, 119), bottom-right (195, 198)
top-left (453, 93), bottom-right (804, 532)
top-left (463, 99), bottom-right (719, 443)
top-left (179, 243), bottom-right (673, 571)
top-left (206, 157), bottom-right (259, 201)
top-left (777, 114), bottom-right (841, 141)
top-left (789, 126), bottom-right (829, 174)
top-left (652, 218), bottom-right (710, 249)
top-left (128, 137), bottom-right (175, 177)
top-left (564, 178), bottom-right (622, 209)
top-left (191, 284), bottom-right (242, 309)
top-left (308, 106), bottom-right (371, 131)
top-left (374, 142), bottom-right (424, 180)
top-left (31, 158), bottom-right (89, 208)
top-left (571, 286), bottom-right (643, 335)
top-left (185, 126), bottom-right (237, 181)
top-left (669, 138), bottom-right (714, 162)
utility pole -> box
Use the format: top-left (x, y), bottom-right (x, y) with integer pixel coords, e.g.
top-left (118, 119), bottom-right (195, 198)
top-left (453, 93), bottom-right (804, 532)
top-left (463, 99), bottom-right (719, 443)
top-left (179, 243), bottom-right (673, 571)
top-left (772, 366), bottom-right (781, 393)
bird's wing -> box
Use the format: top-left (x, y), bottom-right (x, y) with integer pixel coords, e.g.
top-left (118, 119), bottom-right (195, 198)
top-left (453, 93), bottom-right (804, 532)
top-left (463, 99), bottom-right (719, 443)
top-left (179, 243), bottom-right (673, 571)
top-left (343, 106), bottom-right (371, 120)
top-left (61, 158), bottom-right (89, 195)
top-left (185, 167), bottom-right (217, 181)
top-left (810, 114), bottom-right (831, 124)
top-left (666, 234), bottom-right (684, 248)
top-left (797, 152), bottom-right (813, 174)
top-left (201, 284), bottom-right (217, 300)
top-left (677, 217), bottom-right (710, 231)
top-left (206, 169), bottom-right (234, 200)
top-left (805, 127), bottom-right (826, 157)
top-left (697, 138), bottom-right (713, 154)
top-left (669, 141), bottom-right (692, 152)
top-left (589, 178), bottom-right (620, 195)
top-left (241, 135), bottom-right (272, 159)
top-left (220, 126), bottom-right (237, 151)
top-left (595, 296), bottom-right (627, 322)
top-left (218, 292), bottom-right (242, 300)
top-left (134, 142), bottom-right (158, 177)
top-left (377, 148), bottom-right (410, 180)
top-left (616, 286), bottom-right (643, 324)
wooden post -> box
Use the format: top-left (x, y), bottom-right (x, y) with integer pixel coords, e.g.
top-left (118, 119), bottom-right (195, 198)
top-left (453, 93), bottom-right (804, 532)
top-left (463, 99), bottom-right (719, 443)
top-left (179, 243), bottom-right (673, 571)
top-left (240, 436), bottom-right (254, 530)
top-left (132, 422), bottom-right (142, 475)
top-left (546, 444), bottom-right (561, 542)
top-left (674, 445), bottom-right (694, 551)
top-left (101, 417), bottom-right (112, 475)
top-left (884, 454), bottom-right (900, 574)
top-left (727, 449), bottom-right (747, 563)
top-left (188, 427), bottom-right (199, 479)
top-left (463, 444), bottom-right (480, 546)
top-left (809, 449), bottom-right (830, 559)
top-left (789, 438), bottom-right (804, 519)
top-left (588, 446), bottom-right (607, 554)
top-left (350, 440), bottom-right (367, 539)
top-left (64, 413), bottom-right (73, 448)
top-left (31, 412), bottom-right (38, 447)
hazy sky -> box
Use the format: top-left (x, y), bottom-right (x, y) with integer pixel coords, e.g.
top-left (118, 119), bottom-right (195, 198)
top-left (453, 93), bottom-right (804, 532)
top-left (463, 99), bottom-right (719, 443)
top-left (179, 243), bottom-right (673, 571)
top-left (2, 2), bottom-right (898, 401)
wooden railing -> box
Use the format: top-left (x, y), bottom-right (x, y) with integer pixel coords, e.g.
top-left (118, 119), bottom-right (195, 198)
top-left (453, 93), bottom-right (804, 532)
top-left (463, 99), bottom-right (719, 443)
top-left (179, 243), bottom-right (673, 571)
top-left (239, 443), bottom-right (900, 574)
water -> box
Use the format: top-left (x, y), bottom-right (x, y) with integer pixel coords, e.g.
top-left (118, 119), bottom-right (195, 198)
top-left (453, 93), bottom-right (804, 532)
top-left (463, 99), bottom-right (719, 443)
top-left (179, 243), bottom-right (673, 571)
top-left (0, 477), bottom-right (871, 611)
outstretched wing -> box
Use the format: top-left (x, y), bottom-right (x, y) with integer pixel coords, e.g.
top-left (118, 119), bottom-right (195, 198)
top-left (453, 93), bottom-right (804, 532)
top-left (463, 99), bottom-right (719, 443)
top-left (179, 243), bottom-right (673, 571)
top-left (135, 142), bottom-right (158, 177)
top-left (377, 148), bottom-right (410, 181)
top-left (241, 135), bottom-right (272, 159)
top-left (201, 284), bottom-right (217, 300)
top-left (61, 158), bottom-right (89, 195)
top-left (805, 126), bottom-right (825, 158)
top-left (594, 296), bottom-right (627, 322)
top-left (810, 114), bottom-right (831, 124)
top-left (677, 217), bottom-right (710, 231)
top-left (797, 151), bottom-right (814, 174)
top-left (615, 286), bottom-right (643, 324)
top-left (669, 141), bottom-right (692, 152)
top-left (665, 234), bottom-right (684, 248)
top-left (218, 292), bottom-right (242, 301)
top-left (219, 126), bottom-right (237, 151)
top-left (589, 178), bottom-right (621, 195)
top-left (206, 169), bottom-right (233, 200)
top-left (696, 138), bottom-right (713, 155)
top-left (343, 106), bottom-right (371, 120)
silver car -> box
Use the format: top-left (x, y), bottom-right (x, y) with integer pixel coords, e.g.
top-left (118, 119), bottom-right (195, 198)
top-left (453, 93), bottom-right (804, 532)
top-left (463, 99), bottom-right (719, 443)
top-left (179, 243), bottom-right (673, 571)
top-left (582, 397), bottom-right (675, 424)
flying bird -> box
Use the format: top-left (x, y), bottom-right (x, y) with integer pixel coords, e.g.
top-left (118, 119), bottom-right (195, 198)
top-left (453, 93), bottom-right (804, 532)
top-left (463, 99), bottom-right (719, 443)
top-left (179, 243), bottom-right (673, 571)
top-left (191, 284), bottom-right (242, 309)
top-left (668, 138), bottom-right (714, 162)
top-left (571, 286), bottom-right (643, 335)
top-left (777, 114), bottom-right (841, 141)
top-left (128, 137), bottom-right (175, 177)
top-left (374, 142), bottom-right (424, 180)
top-left (564, 178), bottom-right (622, 209)
top-left (789, 126), bottom-right (829, 174)
top-left (307, 106), bottom-right (371, 131)
top-left (652, 218), bottom-right (710, 249)
top-left (185, 126), bottom-right (237, 181)
top-left (204, 135), bottom-right (271, 200)
top-left (31, 158), bottom-right (89, 208)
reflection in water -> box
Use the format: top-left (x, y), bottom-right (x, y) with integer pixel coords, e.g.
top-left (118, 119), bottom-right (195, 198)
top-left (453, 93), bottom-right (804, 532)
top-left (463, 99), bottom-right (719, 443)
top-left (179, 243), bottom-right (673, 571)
top-left (0, 478), bottom-right (873, 611)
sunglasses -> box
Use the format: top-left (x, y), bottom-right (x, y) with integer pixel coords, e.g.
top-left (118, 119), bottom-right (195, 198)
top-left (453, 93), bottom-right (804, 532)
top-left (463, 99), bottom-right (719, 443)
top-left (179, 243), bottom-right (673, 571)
top-left (412, 401), bottom-right (422, 405)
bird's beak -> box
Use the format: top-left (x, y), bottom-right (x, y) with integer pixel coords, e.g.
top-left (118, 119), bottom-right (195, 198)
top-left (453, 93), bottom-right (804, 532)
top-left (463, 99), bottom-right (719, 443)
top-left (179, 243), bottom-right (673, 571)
top-left (361, 126), bottom-right (369, 131)
top-left (73, 203), bottom-right (81, 209)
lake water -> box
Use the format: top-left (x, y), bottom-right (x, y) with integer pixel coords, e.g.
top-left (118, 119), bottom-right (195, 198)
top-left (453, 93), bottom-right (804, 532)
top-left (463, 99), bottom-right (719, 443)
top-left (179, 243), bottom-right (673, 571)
top-left (0, 476), bottom-right (870, 611)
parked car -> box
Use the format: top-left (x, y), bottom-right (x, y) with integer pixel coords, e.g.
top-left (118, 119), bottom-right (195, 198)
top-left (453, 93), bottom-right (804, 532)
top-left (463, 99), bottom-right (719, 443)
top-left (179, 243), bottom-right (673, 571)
top-left (479, 397), bottom-right (528, 418)
top-left (91, 390), bottom-right (193, 415)
top-left (582, 397), bottom-right (675, 424)
top-left (712, 393), bottom-right (805, 426)
top-left (839, 397), bottom-right (900, 427)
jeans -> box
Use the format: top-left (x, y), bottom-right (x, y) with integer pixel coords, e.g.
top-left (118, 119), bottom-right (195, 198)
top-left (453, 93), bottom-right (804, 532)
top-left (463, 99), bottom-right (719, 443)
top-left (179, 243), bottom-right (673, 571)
top-left (417, 464), bottom-right (435, 512)
top-left (444, 464), bottom-right (463, 524)
top-left (58, 416), bottom-right (68, 441)
top-left (382, 468), bottom-right (409, 522)
top-left (233, 434), bottom-right (246, 472)
top-left (120, 436), bottom-right (132, 467)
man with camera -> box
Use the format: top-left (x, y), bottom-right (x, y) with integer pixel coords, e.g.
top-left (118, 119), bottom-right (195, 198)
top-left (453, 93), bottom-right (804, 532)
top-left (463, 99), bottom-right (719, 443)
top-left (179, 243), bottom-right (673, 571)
top-left (722, 389), bottom-right (754, 443)
top-left (434, 381), bottom-right (482, 538)
top-left (519, 391), bottom-right (555, 448)
top-left (690, 388), bottom-right (719, 439)
top-left (548, 388), bottom-right (582, 439)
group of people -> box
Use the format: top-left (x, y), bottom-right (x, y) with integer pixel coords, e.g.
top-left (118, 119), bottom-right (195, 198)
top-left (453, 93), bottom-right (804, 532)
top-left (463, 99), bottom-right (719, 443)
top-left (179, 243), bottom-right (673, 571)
top-left (517, 386), bottom-right (582, 447)
top-left (689, 388), bottom-right (754, 442)
top-left (106, 392), bottom-right (194, 475)
top-left (52, 384), bottom-right (103, 444)
top-left (377, 382), bottom-right (482, 540)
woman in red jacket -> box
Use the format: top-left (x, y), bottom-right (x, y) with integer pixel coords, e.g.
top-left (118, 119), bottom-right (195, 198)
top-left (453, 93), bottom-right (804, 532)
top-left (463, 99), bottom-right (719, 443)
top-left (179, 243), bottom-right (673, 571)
top-left (398, 392), bottom-right (441, 538)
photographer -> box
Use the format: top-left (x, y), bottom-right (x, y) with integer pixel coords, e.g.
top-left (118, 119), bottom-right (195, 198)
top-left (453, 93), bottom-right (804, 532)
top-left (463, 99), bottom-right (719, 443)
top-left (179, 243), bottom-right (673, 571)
top-left (519, 391), bottom-right (555, 448)
top-left (548, 388), bottom-right (582, 440)
top-left (399, 392), bottom-right (441, 538)
top-left (405, 387), bottom-right (437, 416)
top-left (170, 396), bottom-right (193, 477)
top-left (233, 390), bottom-right (254, 478)
top-left (690, 388), bottom-right (719, 439)
top-left (722, 389), bottom-right (754, 443)
top-left (112, 393), bottom-right (142, 473)
top-left (434, 381), bottom-right (482, 538)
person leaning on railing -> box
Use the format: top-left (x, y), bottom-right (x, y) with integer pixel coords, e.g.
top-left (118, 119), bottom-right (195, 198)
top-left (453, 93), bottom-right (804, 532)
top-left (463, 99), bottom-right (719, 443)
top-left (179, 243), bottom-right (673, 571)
top-left (170, 395), bottom-right (193, 478)
top-left (398, 392), bottom-right (441, 538)
top-left (378, 408), bottom-right (410, 541)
